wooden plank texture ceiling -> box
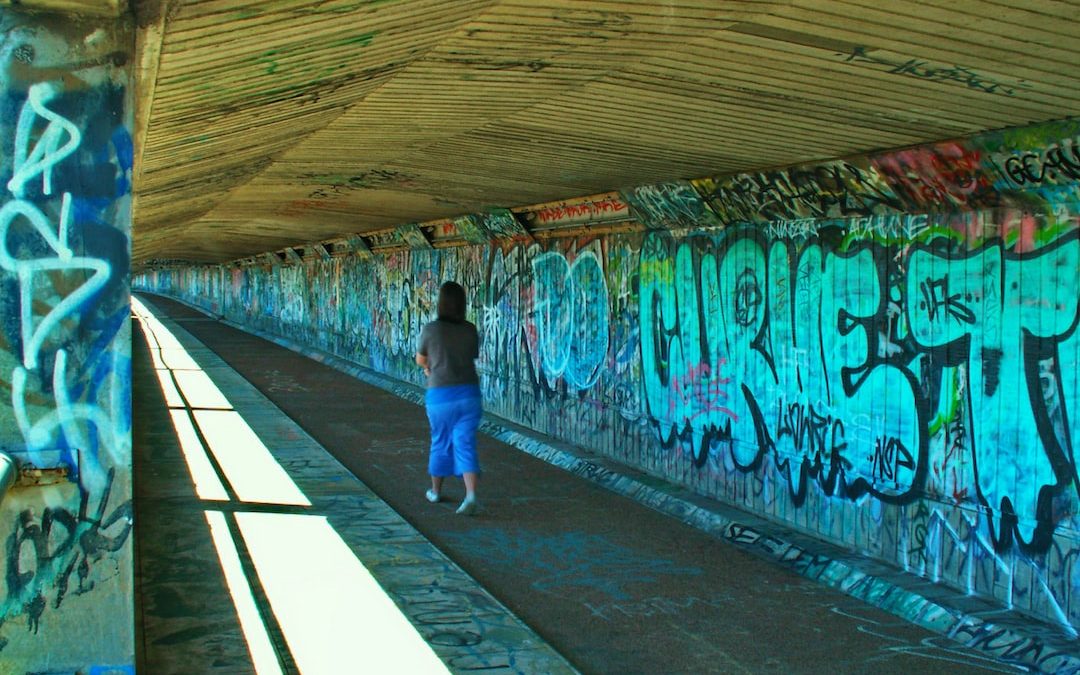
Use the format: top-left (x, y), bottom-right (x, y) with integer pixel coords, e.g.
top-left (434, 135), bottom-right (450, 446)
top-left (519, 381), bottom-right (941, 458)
top-left (130, 0), bottom-right (1080, 265)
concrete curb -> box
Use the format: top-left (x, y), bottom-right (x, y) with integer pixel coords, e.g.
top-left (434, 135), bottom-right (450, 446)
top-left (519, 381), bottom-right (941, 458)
top-left (137, 292), bottom-right (1080, 674)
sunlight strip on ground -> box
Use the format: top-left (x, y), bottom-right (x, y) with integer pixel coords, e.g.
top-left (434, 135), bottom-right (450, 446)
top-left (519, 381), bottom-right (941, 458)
top-left (154, 369), bottom-right (187, 408)
top-left (135, 298), bottom-right (226, 497)
top-left (136, 321), bottom-right (188, 408)
top-left (194, 409), bottom-right (311, 507)
top-left (133, 297), bottom-right (310, 507)
top-left (145, 337), bottom-right (167, 370)
top-left (173, 369), bottom-right (234, 410)
top-left (235, 512), bottom-right (450, 675)
top-left (157, 345), bottom-right (202, 371)
top-left (136, 322), bottom-right (168, 371)
top-left (169, 410), bottom-right (229, 501)
top-left (205, 510), bottom-right (285, 675)
top-left (142, 325), bottom-right (202, 370)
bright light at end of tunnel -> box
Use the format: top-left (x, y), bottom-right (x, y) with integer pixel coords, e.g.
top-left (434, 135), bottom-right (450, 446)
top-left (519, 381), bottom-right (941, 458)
top-left (205, 510), bottom-right (284, 675)
top-left (235, 512), bottom-right (450, 675)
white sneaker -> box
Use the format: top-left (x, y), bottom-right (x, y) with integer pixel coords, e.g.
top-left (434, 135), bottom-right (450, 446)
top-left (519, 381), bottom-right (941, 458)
top-left (456, 498), bottom-right (478, 515)
top-left (425, 489), bottom-right (441, 503)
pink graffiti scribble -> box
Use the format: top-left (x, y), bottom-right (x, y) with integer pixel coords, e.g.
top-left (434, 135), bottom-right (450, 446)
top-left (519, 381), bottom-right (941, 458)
top-left (669, 361), bottom-right (738, 422)
top-left (873, 142), bottom-right (995, 209)
top-left (1002, 210), bottom-right (1039, 253)
top-left (947, 211), bottom-right (985, 247)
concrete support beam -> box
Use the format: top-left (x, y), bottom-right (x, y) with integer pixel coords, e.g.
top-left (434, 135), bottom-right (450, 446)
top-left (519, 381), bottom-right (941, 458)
top-left (133, 1), bottom-right (169, 218)
top-left (343, 236), bottom-right (373, 259)
top-left (395, 223), bottom-right (432, 250)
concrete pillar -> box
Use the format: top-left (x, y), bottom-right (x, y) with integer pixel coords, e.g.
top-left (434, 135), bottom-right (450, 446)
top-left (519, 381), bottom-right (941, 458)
top-left (0, 8), bottom-right (135, 672)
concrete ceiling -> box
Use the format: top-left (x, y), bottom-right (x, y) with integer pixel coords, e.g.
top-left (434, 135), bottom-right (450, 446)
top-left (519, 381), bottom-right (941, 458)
top-left (128, 0), bottom-right (1080, 266)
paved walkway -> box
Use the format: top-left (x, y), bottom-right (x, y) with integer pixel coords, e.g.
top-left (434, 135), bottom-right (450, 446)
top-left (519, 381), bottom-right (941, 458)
top-left (132, 295), bottom-right (573, 674)
top-left (132, 292), bottom-right (1079, 674)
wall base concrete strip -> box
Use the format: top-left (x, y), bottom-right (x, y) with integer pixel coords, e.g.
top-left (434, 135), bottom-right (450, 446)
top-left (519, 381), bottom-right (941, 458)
top-left (145, 293), bottom-right (1080, 675)
top-left (137, 296), bottom-right (578, 675)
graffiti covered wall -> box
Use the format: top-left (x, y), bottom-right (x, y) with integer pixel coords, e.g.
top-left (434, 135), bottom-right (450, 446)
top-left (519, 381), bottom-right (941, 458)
top-left (138, 119), bottom-right (1080, 633)
top-left (0, 10), bottom-right (135, 671)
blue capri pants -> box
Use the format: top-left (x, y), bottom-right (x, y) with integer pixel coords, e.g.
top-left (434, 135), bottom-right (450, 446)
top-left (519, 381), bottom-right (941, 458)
top-left (426, 384), bottom-right (482, 477)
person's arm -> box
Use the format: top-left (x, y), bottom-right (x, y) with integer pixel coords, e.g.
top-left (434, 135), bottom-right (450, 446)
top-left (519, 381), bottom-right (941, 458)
top-left (415, 352), bottom-right (430, 376)
top-left (416, 325), bottom-right (431, 376)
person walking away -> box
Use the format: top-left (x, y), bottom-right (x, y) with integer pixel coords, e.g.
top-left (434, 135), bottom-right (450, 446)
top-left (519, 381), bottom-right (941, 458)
top-left (415, 281), bottom-right (482, 515)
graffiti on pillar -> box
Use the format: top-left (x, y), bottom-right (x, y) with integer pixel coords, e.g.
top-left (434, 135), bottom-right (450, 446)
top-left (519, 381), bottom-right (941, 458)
top-left (4, 470), bottom-right (132, 635)
top-left (0, 69), bottom-right (132, 645)
top-left (0, 78), bottom-right (131, 482)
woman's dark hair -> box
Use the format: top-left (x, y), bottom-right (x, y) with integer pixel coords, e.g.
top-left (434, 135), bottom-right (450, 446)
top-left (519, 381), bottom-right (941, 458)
top-left (437, 281), bottom-right (467, 322)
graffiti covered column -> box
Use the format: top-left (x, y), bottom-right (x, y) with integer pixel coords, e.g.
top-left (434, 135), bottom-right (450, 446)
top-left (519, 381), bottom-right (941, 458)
top-left (0, 10), bottom-right (134, 672)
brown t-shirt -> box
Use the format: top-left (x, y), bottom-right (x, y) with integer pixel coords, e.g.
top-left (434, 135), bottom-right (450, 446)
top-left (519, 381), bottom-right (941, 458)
top-left (417, 319), bottom-right (480, 388)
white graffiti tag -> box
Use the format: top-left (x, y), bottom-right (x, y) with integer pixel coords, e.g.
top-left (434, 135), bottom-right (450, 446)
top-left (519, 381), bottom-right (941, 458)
top-left (1, 81), bottom-right (120, 477)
